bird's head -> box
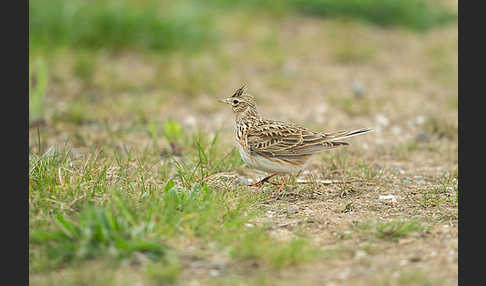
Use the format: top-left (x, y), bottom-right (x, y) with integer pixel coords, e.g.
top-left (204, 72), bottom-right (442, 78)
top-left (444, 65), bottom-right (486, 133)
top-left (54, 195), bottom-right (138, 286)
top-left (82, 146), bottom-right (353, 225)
top-left (219, 85), bottom-right (257, 115)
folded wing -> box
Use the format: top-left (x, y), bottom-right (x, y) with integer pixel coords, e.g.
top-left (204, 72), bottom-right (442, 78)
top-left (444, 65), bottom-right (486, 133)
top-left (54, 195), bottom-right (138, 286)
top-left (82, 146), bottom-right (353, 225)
top-left (247, 120), bottom-right (372, 159)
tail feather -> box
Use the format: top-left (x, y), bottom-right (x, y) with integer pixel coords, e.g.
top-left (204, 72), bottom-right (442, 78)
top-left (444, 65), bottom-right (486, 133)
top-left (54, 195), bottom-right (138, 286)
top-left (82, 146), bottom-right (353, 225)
top-left (324, 128), bottom-right (374, 142)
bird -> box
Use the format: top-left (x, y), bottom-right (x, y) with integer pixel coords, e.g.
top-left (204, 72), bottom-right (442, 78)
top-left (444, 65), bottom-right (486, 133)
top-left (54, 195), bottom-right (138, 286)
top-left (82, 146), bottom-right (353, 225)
top-left (219, 85), bottom-right (373, 197)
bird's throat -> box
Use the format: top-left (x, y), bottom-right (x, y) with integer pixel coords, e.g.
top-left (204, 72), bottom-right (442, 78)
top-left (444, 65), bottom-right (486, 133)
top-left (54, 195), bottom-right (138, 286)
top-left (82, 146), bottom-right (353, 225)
top-left (236, 107), bottom-right (259, 121)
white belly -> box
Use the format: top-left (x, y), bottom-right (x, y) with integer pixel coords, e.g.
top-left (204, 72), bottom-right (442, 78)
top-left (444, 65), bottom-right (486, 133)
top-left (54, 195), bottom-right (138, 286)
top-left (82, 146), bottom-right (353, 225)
top-left (236, 142), bottom-right (310, 174)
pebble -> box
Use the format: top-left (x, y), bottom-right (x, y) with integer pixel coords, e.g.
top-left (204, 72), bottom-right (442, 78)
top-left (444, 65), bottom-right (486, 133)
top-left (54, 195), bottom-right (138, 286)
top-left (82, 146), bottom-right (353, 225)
top-left (303, 209), bottom-right (315, 215)
top-left (355, 250), bottom-right (367, 258)
top-left (338, 268), bottom-right (351, 280)
top-left (391, 126), bottom-right (402, 135)
top-left (409, 254), bottom-right (422, 262)
top-left (416, 131), bottom-right (430, 142)
top-left (378, 195), bottom-right (398, 203)
top-left (416, 179), bottom-right (427, 185)
top-left (392, 167), bottom-right (405, 175)
top-left (279, 209), bottom-right (297, 216)
top-left (398, 238), bottom-right (414, 245)
top-left (191, 261), bottom-right (205, 269)
top-left (184, 115), bottom-right (197, 127)
top-left (416, 115), bottom-right (427, 125)
top-left (239, 177), bottom-right (252, 186)
top-left (352, 81), bottom-right (365, 98)
top-left (375, 114), bottom-right (390, 127)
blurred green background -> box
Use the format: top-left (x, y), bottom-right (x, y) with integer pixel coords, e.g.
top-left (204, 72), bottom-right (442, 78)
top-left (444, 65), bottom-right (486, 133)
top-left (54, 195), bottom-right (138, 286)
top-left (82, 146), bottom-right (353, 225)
top-left (29, 0), bottom-right (457, 126)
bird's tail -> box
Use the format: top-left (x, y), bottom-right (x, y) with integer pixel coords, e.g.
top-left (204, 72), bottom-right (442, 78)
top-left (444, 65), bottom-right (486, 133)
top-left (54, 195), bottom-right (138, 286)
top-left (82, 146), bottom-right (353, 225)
top-left (322, 128), bottom-right (374, 143)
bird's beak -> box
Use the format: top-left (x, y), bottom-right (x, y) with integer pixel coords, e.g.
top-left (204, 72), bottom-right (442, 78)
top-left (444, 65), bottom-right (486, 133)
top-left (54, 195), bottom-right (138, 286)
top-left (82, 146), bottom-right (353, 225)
top-left (218, 97), bottom-right (232, 105)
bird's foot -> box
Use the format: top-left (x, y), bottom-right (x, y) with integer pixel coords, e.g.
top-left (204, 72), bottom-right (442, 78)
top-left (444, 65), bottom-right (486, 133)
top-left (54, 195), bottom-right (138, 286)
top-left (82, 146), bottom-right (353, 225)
top-left (272, 176), bottom-right (290, 199)
top-left (249, 181), bottom-right (264, 188)
top-left (248, 173), bottom-right (277, 188)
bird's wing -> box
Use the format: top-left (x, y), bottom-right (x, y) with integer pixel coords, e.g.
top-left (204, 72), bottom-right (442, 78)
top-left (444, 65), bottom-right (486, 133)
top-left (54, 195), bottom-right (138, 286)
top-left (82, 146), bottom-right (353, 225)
top-left (246, 120), bottom-right (347, 159)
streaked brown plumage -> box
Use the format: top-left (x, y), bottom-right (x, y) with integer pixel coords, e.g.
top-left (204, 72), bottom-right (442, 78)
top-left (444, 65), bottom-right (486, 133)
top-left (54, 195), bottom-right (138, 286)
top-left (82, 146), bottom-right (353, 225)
top-left (219, 85), bottom-right (373, 196)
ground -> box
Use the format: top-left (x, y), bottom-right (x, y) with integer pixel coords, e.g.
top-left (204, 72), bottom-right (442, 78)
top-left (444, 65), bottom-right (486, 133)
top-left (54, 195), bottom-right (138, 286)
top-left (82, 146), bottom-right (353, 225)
top-left (29, 1), bottom-right (457, 285)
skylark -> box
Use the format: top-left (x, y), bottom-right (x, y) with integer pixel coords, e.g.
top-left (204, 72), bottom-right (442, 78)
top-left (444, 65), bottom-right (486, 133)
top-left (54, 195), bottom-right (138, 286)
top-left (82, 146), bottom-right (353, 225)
top-left (219, 85), bottom-right (373, 197)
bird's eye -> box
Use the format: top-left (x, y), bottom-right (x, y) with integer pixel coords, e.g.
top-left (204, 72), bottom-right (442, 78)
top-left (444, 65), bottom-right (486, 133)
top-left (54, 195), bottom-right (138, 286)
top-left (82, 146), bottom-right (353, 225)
top-left (232, 99), bottom-right (239, 105)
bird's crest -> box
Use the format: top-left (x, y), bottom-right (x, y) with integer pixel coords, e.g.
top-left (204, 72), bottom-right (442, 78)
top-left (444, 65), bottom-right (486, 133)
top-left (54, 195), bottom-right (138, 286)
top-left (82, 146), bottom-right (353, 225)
top-left (232, 84), bottom-right (247, 97)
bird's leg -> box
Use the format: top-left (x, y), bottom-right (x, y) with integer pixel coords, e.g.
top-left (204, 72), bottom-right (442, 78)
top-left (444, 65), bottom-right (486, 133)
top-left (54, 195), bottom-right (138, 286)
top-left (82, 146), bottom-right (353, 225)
top-left (274, 175), bottom-right (290, 198)
top-left (249, 173), bottom-right (278, 187)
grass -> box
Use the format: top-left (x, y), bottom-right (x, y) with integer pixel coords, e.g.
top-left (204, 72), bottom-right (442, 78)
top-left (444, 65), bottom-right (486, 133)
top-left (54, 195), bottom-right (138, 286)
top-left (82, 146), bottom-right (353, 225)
top-left (215, 0), bottom-right (457, 31)
top-left (30, 203), bottom-right (168, 265)
top-left (423, 115), bottom-right (457, 140)
top-left (354, 219), bottom-right (428, 242)
top-left (319, 150), bottom-right (381, 181)
top-left (374, 270), bottom-right (442, 286)
top-left (29, 0), bottom-right (215, 53)
top-left (286, 0), bottom-right (456, 31)
top-left (73, 52), bottom-right (98, 85)
top-left (29, 130), bottom-right (321, 282)
top-left (415, 173), bottom-right (458, 208)
top-left (229, 231), bottom-right (319, 269)
top-left (29, 58), bottom-right (48, 123)
top-left (390, 139), bottom-right (420, 160)
top-left (145, 259), bottom-right (182, 284)
top-left (326, 94), bottom-right (376, 116)
top-left (29, 0), bottom-right (456, 56)
top-left (397, 270), bottom-right (442, 286)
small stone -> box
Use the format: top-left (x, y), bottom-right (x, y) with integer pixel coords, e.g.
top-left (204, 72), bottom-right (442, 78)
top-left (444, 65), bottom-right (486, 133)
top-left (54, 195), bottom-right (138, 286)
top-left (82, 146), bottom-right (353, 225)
top-left (303, 209), bottom-right (314, 215)
top-left (355, 250), bottom-right (367, 258)
top-left (184, 115), bottom-right (197, 127)
top-left (280, 209), bottom-right (297, 216)
top-left (392, 167), bottom-right (405, 175)
top-left (398, 238), bottom-right (414, 245)
top-left (409, 255), bottom-right (422, 262)
top-left (338, 268), bottom-right (351, 280)
top-left (416, 115), bottom-right (427, 125)
top-left (416, 179), bottom-right (427, 185)
top-left (131, 252), bottom-right (150, 265)
top-left (266, 210), bottom-right (275, 218)
top-left (352, 81), bottom-right (365, 98)
top-left (391, 126), bottom-right (402, 135)
top-left (239, 177), bottom-right (252, 186)
top-left (191, 261), bottom-right (205, 269)
top-left (378, 195), bottom-right (398, 203)
top-left (416, 131), bottom-right (430, 142)
top-left (375, 114), bottom-right (390, 127)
